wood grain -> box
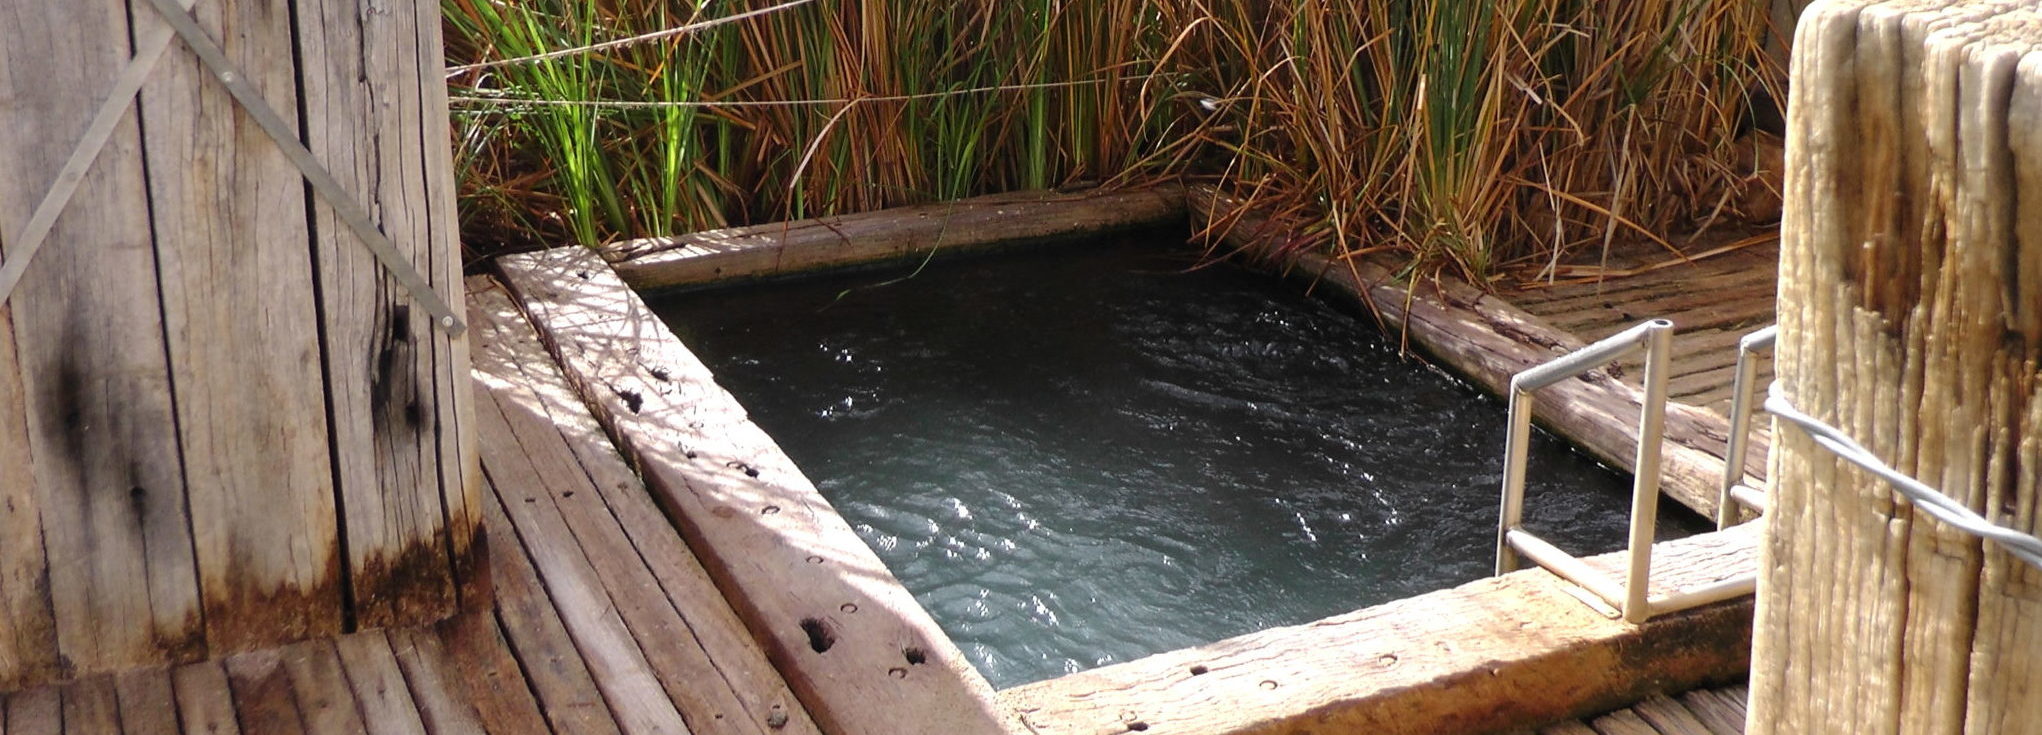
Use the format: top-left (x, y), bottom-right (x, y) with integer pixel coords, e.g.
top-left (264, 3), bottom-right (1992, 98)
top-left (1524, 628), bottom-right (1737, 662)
top-left (295, 0), bottom-right (464, 629)
top-left (333, 633), bottom-right (430, 735)
top-left (382, 627), bottom-right (490, 735)
top-left (1751, 4), bottom-right (2042, 733)
top-left (59, 676), bottom-right (119, 735)
top-left (134, 0), bottom-right (341, 651)
top-left (999, 523), bottom-right (1756, 735)
top-left (496, 249), bottom-right (1010, 735)
top-left (470, 280), bottom-right (815, 735)
top-left (602, 186), bottom-right (1185, 292)
top-left (171, 662), bottom-right (242, 735)
top-left (476, 491), bottom-right (626, 735)
top-left (4, 688), bottom-right (58, 735)
top-left (475, 406), bottom-right (692, 735)
top-left (0, 0), bottom-right (203, 682)
top-left (112, 670), bottom-right (181, 735)
top-left (426, 613), bottom-right (551, 735)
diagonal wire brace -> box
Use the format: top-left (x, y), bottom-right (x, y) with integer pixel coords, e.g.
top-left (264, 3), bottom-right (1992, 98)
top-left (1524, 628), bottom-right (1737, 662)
top-left (2, 0), bottom-right (466, 336)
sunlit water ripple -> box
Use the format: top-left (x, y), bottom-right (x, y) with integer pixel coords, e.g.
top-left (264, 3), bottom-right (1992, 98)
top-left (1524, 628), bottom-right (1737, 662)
top-left (654, 239), bottom-right (1708, 689)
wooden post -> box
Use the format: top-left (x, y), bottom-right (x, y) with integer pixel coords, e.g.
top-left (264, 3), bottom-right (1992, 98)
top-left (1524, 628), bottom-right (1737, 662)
top-left (0, 0), bottom-right (480, 690)
top-left (1751, 1), bottom-right (2042, 733)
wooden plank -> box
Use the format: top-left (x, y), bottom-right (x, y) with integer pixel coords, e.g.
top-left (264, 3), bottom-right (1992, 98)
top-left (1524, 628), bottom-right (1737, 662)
top-left (998, 522), bottom-right (1758, 735)
top-left (1539, 721), bottom-right (1602, 735)
top-left (224, 650), bottom-right (311, 735)
top-left (295, 0), bottom-right (462, 628)
top-left (171, 662), bottom-right (242, 735)
top-left (0, 0), bottom-right (203, 683)
top-left (4, 688), bottom-right (59, 735)
top-left (278, 641), bottom-right (372, 735)
top-left (476, 492), bottom-right (625, 735)
top-left (1629, 694), bottom-right (1717, 735)
top-left (111, 670), bottom-right (180, 735)
top-left (475, 400), bottom-right (692, 735)
top-left (495, 250), bottom-right (1009, 735)
top-left (1677, 686), bottom-right (1746, 735)
top-left (1588, 709), bottom-right (1660, 735)
top-left (1193, 188), bottom-right (1765, 515)
top-left (333, 633), bottom-right (430, 735)
top-left (413, 0), bottom-right (487, 613)
top-left (426, 612), bottom-right (552, 735)
top-left (133, 0), bottom-right (341, 651)
top-left (382, 627), bottom-right (489, 735)
top-left (59, 676), bottom-right (119, 735)
top-left (469, 281), bottom-right (815, 735)
top-left (1751, 5), bottom-right (2042, 734)
top-left (602, 186), bottom-right (1186, 291)
top-left (0, 301), bottom-right (55, 688)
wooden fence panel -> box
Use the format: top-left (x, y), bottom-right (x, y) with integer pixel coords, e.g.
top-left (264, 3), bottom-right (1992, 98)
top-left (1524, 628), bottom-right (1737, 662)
top-left (0, 0), bottom-right (204, 685)
top-left (135, 0), bottom-right (344, 651)
top-left (0, 0), bottom-right (480, 689)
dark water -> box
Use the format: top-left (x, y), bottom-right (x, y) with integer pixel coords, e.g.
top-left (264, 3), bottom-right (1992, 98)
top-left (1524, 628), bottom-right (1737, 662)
top-left (653, 240), bottom-right (1708, 690)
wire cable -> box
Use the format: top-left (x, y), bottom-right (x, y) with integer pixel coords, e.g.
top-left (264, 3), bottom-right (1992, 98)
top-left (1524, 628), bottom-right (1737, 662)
top-left (1764, 385), bottom-right (2042, 570)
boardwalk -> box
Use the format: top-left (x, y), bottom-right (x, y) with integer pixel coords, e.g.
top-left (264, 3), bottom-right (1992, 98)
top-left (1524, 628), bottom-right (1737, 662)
top-left (0, 280), bottom-right (820, 735)
top-left (1502, 230), bottom-right (1780, 420)
top-left (1534, 684), bottom-right (1750, 735)
top-left (0, 230), bottom-right (1770, 734)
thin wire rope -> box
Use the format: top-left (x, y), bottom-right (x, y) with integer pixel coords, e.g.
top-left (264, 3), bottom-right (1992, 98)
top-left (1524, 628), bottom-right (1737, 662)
top-left (447, 77), bottom-right (1120, 110)
top-left (1765, 385), bottom-right (2042, 569)
top-left (445, 0), bottom-right (818, 75)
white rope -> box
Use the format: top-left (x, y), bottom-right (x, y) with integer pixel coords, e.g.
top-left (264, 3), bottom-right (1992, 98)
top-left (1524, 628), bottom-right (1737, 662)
top-left (1765, 385), bottom-right (2042, 570)
top-left (447, 78), bottom-right (1120, 111)
top-left (445, 0), bottom-right (818, 76)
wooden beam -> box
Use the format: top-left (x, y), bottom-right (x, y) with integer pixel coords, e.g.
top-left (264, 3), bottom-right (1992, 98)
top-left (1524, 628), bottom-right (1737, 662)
top-left (496, 248), bottom-right (1011, 735)
top-left (469, 277), bottom-right (818, 735)
top-left (295, 0), bottom-right (469, 629)
top-left (0, 0), bottom-right (203, 682)
top-left (999, 522), bottom-right (1758, 735)
top-left (135, 0), bottom-right (344, 652)
top-left (601, 186), bottom-right (1185, 292)
top-left (1189, 187), bottom-right (1761, 519)
top-left (1750, 3), bottom-right (2042, 733)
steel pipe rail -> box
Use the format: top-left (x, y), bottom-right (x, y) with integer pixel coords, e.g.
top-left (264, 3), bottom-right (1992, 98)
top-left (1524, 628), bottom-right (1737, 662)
top-left (1496, 318), bottom-right (1748, 624)
top-left (1716, 325), bottom-right (1777, 529)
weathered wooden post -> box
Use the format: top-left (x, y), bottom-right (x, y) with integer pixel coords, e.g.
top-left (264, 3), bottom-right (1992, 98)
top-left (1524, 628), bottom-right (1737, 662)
top-left (0, 0), bottom-right (480, 690)
top-left (1752, 1), bottom-right (2041, 732)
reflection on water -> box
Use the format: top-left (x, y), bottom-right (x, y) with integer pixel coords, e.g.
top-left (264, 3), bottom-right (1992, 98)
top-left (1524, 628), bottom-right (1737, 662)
top-left (653, 240), bottom-right (1707, 690)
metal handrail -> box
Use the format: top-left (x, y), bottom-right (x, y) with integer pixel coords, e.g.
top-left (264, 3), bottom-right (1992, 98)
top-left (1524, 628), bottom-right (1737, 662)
top-left (1495, 319), bottom-right (1755, 623)
top-left (1716, 325), bottom-right (1777, 528)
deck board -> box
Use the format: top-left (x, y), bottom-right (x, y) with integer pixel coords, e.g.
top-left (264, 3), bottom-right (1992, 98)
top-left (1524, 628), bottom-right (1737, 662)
top-left (1505, 236), bottom-right (1780, 421)
top-left (0, 276), bottom-right (820, 735)
top-left (0, 254), bottom-right (1769, 734)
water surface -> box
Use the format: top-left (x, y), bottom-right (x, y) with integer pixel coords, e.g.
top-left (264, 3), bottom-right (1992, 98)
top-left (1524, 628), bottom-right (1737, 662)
top-left (653, 240), bottom-right (1707, 689)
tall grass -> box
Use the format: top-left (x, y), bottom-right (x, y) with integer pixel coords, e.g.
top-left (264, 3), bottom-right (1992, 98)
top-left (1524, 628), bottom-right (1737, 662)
top-left (442, 0), bottom-right (1782, 277)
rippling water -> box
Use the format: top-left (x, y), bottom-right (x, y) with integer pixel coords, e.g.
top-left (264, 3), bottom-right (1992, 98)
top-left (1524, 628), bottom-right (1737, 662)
top-left (653, 239), bottom-right (1708, 690)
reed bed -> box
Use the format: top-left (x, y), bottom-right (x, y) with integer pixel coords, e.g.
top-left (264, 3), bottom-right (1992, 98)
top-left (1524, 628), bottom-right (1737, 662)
top-left (444, 0), bottom-right (1784, 277)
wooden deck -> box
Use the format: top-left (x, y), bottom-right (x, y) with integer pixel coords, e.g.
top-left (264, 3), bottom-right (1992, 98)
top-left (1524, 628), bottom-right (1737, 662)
top-left (1501, 230), bottom-right (1780, 420)
top-left (1533, 684), bottom-right (1750, 735)
top-left (0, 198), bottom-right (1777, 734)
top-left (0, 280), bottom-right (822, 735)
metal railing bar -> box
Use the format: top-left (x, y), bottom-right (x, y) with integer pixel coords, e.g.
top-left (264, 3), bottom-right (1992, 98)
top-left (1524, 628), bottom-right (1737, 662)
top-left (1511, 319), bottom-right (1672, 393)
top-left (1649, 573), bottom-right (1757, 617)
top-left (1728, 485), bottom-right (1768, 512)
top-left (1622, 323), bottom-right (1674, 622)
top-left (1506, 530), bottom-right (1628, 608)
top-left (1717, 325), bottom-right (1778, 528)
top-left (1495, 388), bottom-right (1537, 574)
